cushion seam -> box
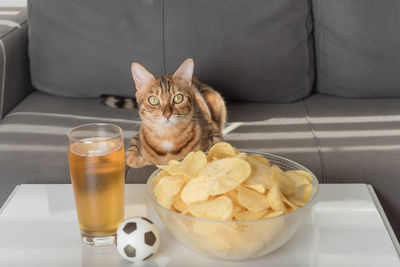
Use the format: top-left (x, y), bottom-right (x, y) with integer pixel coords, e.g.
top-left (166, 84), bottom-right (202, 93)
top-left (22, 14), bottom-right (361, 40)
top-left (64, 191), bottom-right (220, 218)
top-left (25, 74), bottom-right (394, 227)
top-left (316, 0), bottom-right (325, 93)
top-left (161, 0), bottom-right (166, 74)
top-left (304, 0), bottom-right (313, 97)
top-left (301, 99), bottom-right (327, 183)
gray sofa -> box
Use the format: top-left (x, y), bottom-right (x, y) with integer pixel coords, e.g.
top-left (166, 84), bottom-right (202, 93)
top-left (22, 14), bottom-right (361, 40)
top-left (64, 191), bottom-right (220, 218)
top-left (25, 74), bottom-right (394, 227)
top-left (1, 0), bottom-right (400, 239)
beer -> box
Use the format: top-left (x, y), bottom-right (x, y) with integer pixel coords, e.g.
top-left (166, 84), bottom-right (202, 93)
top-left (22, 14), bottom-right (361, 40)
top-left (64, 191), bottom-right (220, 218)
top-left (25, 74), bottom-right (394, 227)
top-left (68, 138), bottom-right (125, 237)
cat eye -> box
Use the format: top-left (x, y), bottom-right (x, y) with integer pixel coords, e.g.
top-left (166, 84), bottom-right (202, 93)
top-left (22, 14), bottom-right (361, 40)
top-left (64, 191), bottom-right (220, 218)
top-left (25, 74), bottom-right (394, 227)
top-left (148, 96), bottom-right (159, 106)
top-left (173, 94), bottom-right (184, 104)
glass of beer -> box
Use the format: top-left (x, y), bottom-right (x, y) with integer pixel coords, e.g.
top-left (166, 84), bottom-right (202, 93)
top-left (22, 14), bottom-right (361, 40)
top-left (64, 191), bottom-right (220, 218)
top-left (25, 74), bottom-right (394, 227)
top-left (67, 123), bottom-right (125, 246)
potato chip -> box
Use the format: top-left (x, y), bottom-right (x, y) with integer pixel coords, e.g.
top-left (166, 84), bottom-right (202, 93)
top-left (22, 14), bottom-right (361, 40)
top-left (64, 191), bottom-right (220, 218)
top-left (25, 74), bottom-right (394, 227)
top-left (200, 158), bottom-right (251, 195)
top-left (286, 179), bottom-right (312, 207)
top-left (152, 170), bottom-right (169, 186)
top-left (207, 142), bottom-right (238, 161)
top-left (244, 184), bottom-right (266, 194)
top-left (168, 159), bottom-right (180, 166)
top-left (238, 186), bottom-right (269, 212)
top-left (188, 196), bottom-right (233, 221)
top-left (271, 170), bottom-right (296, 195)
top-left (234, 210), bottom-right (267, 221)
top-left (281, 194), bottom-right (299, 210)
top-left (226, 190), bottom-right (240, 206)
top-left (287, 195), bottom-right (306, 207)
top-left (286, 170), bottom-right (312, 187)
top-left (263, 210), bottom-right (284, 219)
top-left (235, 152), bottom-right (247, 160)
top-left (181, 209), bottom-right (193, 216)
top-left (181, 177), bottom-right (209, 205)
top-left (154, 176), bottom-right (185, 209)
top-left (208, 195), bottom-right (218, 200)
top-left (299, 184), bottom-right (313, 202)
top-left (168, 151), bottom-right (207, 179)
top-left (248, 154), bottom-right (271, 167)
top-left (266, 183), bottom-right (286, 212)
top-left (173, 193), bottom-right (188, 212)
top-left (243, 156), bottom-right (273, 189)
top-left (156, 164), bottom-right (171, 172)
top-left (229, 205), bottom-right (243, 220)
top-left (155, 159), bottom-right (179, 173)
top-left (271, 164), bottom-right (283, 172)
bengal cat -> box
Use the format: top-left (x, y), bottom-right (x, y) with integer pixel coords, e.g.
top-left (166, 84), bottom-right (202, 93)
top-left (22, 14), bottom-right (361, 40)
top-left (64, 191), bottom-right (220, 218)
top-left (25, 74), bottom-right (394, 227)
top-left (102, 59), bottom-right (226, 168)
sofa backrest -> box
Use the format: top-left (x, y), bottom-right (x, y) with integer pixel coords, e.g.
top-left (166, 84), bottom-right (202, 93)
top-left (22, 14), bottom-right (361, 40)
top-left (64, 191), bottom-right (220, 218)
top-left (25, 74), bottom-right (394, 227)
top-left (313, 0), bottom-right (400, 98)
top-left (28, 0), bottom-right (314, 103)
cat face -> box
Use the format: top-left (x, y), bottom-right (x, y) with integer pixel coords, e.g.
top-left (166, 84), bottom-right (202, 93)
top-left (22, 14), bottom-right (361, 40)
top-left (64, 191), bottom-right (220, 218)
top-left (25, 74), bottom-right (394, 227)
top-left (137, 76), bottom-right (194, 127)
top-left (131, 59), bottom-right (195, 128)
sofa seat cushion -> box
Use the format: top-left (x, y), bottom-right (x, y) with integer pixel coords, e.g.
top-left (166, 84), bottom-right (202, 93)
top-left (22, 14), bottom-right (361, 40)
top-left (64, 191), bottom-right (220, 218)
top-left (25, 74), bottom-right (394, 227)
top-left (223, 102), bottom-right (323, 176)
top-left (304, 94), bottom-right (400, 238)
top-left (0, 91), bottom-right (323, 206)
top-left (0, 91), bottom-right (140, 204)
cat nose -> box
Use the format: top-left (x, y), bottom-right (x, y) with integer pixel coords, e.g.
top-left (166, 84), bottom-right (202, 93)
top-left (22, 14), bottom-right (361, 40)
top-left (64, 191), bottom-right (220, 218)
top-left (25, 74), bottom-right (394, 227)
top-left (164, 113), bottom-right (172, 120)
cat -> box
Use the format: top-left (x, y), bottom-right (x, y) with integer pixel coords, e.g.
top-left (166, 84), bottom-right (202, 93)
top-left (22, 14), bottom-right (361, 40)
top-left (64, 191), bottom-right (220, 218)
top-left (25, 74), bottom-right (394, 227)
top-left (102, 58), bottom-right (226, 168)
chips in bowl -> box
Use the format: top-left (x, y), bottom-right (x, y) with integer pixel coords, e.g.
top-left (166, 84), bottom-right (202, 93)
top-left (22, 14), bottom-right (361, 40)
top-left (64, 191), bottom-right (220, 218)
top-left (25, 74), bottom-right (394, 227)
top-left (153, 142), bottom-right (313, 221)
top-left (147, 142), bottom-right (318, 260)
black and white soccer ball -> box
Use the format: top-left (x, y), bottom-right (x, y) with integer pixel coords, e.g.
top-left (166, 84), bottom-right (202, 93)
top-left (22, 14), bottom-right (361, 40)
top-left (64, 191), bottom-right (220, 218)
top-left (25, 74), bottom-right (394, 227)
top-left (116, 217), bottom-right (160, 263)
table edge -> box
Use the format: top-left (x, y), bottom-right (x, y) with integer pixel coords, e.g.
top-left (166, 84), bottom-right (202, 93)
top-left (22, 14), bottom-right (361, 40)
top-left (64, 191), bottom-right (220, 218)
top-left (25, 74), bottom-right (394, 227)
top-left (0, 185), bottom-right (20, 216)
top-left (367, 184), bottom-right (400, 257)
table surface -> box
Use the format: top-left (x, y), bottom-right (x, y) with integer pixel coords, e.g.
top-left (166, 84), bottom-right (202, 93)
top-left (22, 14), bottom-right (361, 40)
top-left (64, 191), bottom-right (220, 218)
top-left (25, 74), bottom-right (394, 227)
top-left (0, 184), bottom-right (399, 267)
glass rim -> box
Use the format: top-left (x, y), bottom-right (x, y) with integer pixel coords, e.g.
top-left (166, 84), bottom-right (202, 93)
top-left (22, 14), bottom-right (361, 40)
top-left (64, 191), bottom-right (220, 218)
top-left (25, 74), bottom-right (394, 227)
top-left (67, 123), bottom-right (123, 143)
top-left (146, 151), bottom-right (320, 224)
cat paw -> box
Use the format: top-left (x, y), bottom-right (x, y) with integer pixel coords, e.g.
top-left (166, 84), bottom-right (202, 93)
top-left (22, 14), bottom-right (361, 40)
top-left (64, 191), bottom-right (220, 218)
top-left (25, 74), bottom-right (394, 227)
top-left (211, 136), bottom-right (224, 145)
top-left (126, 153), bottom-right (151, 168)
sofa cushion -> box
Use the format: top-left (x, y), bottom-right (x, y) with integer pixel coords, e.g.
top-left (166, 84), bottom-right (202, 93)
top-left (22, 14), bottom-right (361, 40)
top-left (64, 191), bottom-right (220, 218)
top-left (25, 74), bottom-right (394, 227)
top-left (304, 94), bottom-right (400, 238)
top-left (164, 0), bottom-right (314, 102)
top-left (28, 0), bottom-right (314, 102)
top-left (28, 0), bottom-right (163, 98)
top-left (313, 0), bottom-right (400, 97)
top-left (0, 91), bottom-right (323, 207)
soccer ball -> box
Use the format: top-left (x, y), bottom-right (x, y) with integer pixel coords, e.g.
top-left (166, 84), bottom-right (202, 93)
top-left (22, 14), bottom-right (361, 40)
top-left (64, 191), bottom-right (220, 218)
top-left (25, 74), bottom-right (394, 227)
top-left (116, 217), bottom-right (160, 263)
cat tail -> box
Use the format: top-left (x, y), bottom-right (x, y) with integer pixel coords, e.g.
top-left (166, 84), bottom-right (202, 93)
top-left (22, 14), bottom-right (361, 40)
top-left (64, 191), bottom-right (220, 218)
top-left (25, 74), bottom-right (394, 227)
top-left (100, 95), bottom-right (138, 109)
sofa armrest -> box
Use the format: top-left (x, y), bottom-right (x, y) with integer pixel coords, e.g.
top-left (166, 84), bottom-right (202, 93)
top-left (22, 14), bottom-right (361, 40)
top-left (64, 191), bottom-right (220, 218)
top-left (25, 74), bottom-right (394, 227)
top-left (0, 7), bottom-right (33, 119)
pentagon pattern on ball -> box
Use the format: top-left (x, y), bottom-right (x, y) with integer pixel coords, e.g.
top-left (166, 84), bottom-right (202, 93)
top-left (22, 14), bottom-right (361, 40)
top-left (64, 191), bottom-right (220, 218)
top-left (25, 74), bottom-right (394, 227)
top-left (145, 231), bottom-right (156, 246)
top-left (124, 245), bottom-right (136, 258)
top-left (123, 222), bottom-right (137, 234)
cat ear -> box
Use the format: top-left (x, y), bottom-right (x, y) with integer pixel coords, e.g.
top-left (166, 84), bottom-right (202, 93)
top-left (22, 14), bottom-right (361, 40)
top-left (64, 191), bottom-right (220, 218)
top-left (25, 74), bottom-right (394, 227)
top-left (131, 62), bottom-right (156, 92)
top-left (173, 58), bottom-right (194, 87)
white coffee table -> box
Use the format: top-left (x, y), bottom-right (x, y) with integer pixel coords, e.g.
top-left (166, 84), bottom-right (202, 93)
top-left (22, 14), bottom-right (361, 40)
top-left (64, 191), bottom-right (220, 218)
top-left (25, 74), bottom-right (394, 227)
top-left (0, 184), bottom-right (399, 267)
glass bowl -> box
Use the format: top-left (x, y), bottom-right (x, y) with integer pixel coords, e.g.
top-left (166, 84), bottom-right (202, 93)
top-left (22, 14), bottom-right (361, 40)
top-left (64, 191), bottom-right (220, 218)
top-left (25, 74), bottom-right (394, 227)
top-left (146, 152), bottom-right (319, 260)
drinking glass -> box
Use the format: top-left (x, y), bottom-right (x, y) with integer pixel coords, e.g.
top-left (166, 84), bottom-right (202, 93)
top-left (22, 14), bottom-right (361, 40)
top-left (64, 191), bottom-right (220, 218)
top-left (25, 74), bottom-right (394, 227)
top-left (68, 123), bottom-right (125, 246)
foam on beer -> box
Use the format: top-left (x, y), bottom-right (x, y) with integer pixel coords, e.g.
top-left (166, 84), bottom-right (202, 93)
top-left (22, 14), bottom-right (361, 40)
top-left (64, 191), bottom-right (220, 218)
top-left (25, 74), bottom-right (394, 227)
top-left (70, 138), bottom-right (122, 157)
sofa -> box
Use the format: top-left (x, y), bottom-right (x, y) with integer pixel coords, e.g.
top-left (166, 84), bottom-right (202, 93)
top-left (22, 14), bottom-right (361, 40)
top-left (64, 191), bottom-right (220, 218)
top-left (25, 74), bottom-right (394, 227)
top-left (1, 0), bottom-right (400, 239)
